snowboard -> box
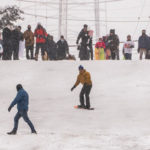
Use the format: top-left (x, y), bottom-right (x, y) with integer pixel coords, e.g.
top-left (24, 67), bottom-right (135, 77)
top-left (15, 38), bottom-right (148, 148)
top-left (74, 105), bottom-right (94, 110)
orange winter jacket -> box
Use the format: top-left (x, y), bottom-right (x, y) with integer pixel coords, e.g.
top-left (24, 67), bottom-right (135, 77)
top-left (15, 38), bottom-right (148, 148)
top-left (74, 70), bottom-right (92, 87)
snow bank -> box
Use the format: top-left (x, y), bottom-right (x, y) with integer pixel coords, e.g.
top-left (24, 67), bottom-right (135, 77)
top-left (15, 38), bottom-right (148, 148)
top-left (0, 60), bottom-right (150, 150)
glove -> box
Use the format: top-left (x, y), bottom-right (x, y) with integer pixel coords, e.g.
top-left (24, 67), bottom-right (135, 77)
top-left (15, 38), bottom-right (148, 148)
top-left (71, 86), bottom-right (76, 91)
top-left (8, 106), bottom-right (12, 112)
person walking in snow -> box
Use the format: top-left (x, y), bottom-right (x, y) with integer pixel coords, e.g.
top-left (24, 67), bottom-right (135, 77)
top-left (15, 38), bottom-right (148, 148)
top-left (71, 65), bottom-right (92, 109)
top-left (123, 35), bottom-right (134, 60)
top-left (7, 84), bottom-right (37, 135)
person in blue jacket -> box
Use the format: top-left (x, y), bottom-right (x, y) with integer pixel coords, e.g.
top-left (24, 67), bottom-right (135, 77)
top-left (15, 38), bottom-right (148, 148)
top-left (138, 30), bottom-right (150, 60)
top-left (7, 84), bottom-right (37, 135)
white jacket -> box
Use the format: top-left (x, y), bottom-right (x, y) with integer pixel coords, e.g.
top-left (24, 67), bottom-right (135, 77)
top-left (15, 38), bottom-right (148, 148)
top-left (123, 41), bottom-right (134, 54)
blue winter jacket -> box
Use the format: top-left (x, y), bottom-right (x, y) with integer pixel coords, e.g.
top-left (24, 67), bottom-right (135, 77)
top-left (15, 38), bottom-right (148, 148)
top-left (10, 89), bottom-right (29, 111)
top-left (138, 35), bottom-right (150, 50)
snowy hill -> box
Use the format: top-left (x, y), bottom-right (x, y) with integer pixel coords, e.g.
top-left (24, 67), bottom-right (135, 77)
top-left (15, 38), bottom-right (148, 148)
top-left (1, 60), bottom-right (150, 150)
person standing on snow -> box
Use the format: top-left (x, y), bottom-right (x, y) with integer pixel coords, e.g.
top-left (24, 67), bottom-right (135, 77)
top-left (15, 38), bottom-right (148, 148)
top-left (2, 26), bottom-right (12, 60)
top-left (71, 65), bottom-right (92, 109)
top-left (76, 24), bottom-right (91, 60)
top-left (11, 26), bottom-right (23, 60)
top-left (56, 35), bottom-right (69, 60)
top-left (23, 25), bottom-right (35, 59)
top-left (34, 23), bottom-right (47, 61)
top-left (107, 29), bottom-right (120, 60)
top-left (46, 35), bottom-right (57, 60)
top-left (7, 84), bottom-right (37, 135)
top-left (122, 35), bottom-right (134, 60)
top-left (138, 30), bottom-right (150, 60)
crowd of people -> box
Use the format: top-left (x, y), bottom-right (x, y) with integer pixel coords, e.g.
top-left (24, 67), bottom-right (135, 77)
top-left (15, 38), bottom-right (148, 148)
top-left (0, 23), bottom-right (150, 61)
top-left (0, 23), bottom-right (70, 61)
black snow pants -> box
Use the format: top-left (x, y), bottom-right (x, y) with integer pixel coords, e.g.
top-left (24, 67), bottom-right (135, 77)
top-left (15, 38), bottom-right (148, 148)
top-left (80, 84), bottom-right (92, 108)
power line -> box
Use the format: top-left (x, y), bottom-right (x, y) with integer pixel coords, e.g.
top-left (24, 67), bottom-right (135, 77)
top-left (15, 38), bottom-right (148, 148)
top-left (16, 0), bottom-right (125, 5)
top-left (23, 12), bottom-right (150, 22)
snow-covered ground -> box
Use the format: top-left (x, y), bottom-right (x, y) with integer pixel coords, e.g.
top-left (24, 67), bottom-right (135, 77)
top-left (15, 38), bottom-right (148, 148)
top-left (1, 60), bottom-right (150, 150)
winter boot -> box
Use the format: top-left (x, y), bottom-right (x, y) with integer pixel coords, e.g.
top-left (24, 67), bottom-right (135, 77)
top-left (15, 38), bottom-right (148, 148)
top-left (32, 130), bottom-right (37, 134)
top-left (7, 130), bottom-right (17, 135)
top-left (35, 54), bottom-right (38, 61)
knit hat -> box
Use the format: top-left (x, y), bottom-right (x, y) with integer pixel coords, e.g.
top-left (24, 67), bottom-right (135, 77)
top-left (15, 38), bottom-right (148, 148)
top-left (16, 84), bottom-right (23, 92)
top-left (79, 65), bottom-right (84, 70)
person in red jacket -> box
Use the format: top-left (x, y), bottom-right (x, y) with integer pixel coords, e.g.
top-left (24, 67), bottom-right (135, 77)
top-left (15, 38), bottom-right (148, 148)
top-left (34, 23), bottom-right (47, 60)
top-left (95, 38), bottom-right (106, 49)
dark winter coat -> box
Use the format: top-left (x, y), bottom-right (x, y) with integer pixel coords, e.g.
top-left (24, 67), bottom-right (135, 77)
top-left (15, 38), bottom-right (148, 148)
top-left (56, 40), bottom-right (69, 59)
top-left (46, 39), bottom-right (57, 59)
top-left (0, 39), bottom-right (3, 46)
top-left (9, 89), bottom-right (29, 111)
top-left (11, 29), bottom-right (21, 45)
top-left (2, 27), bottom-right (12, 44)
top-left (138, 34), bottom-right (150, 50)
top-left (76, 29), bottom-right (90, 45)
top-left (107, 34), bottom-right (120, 51)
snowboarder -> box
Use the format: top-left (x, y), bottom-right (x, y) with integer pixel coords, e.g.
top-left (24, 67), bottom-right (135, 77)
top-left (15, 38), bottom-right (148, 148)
top-left (123, 35), bottom-right (134, 60)
top-left (7, 84), bottom-right (37, 135)
top-left (71, 65), bottom-right (92, 109)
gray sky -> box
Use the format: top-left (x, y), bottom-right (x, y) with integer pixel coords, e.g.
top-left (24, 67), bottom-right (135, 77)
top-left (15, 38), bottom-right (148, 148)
top-left (1, 0), bottom-right (150, 43)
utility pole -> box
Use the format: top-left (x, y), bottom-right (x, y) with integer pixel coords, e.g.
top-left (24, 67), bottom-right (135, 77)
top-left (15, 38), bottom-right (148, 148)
top-left (95, 0), bottom-right (100, 41)
top-left (105, 0), bottom-right (108, 34)
top-left (58, 0), bottom-right (68, 40)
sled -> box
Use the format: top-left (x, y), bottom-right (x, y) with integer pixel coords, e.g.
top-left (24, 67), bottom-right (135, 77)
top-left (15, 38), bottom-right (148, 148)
top-left (95, 48), bottom-right (105, 60)
top-left (99, 48), bottom-right (105, 60)
top-left (74, 105), bottom-right (94, 110)
top-left (95, 48), bottom-right (100, 60)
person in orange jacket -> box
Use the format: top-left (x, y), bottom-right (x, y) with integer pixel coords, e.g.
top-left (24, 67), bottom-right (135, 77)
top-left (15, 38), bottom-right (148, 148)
top-left (34, 23), bottom-right (47, 60)
top-left (71, 65), bottom-right (92, 109)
